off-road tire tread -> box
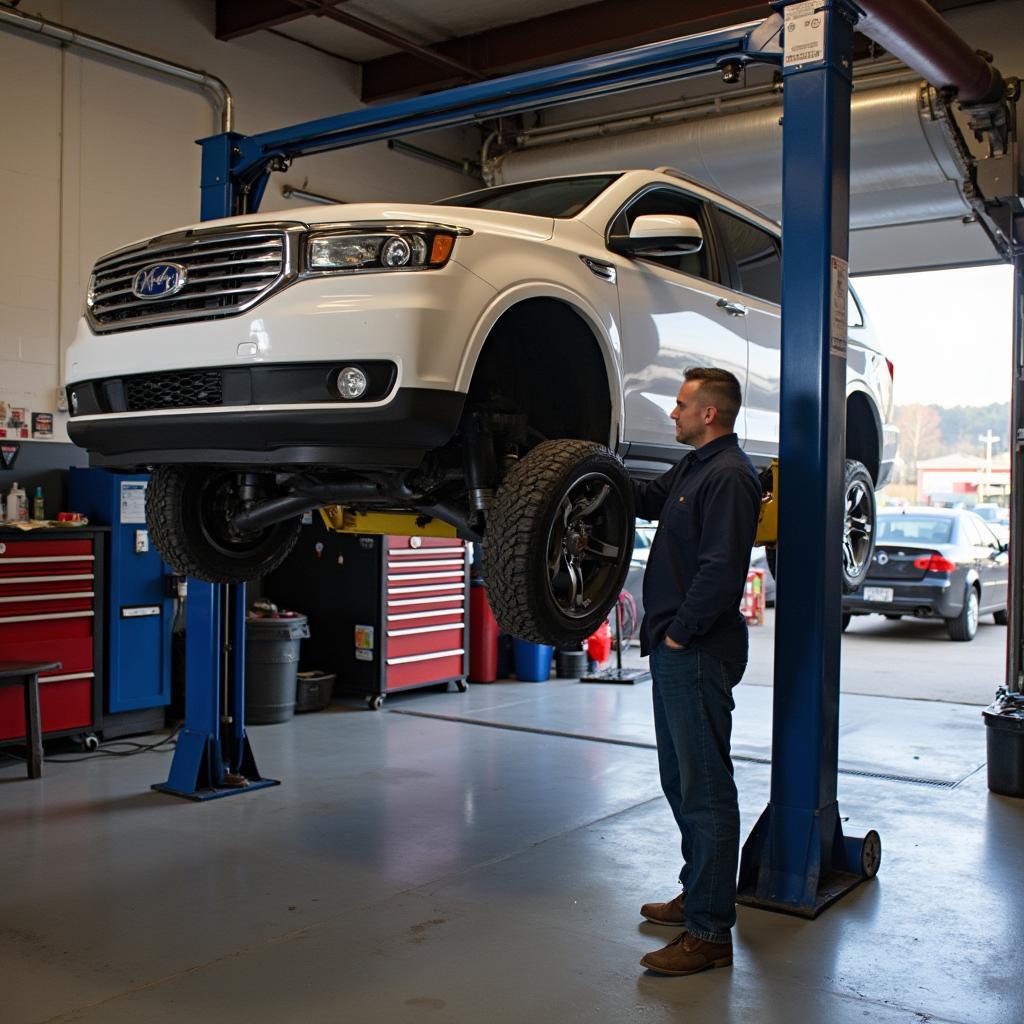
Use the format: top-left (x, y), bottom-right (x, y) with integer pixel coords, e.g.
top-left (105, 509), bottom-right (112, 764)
top-left (146, 465), bottom-right (300, 584)
top-left (484, 439), bottom-right (633, 646)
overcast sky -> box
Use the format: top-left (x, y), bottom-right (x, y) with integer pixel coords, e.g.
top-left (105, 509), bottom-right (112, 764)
top-left (852, 264), bottom-right (1014, 409)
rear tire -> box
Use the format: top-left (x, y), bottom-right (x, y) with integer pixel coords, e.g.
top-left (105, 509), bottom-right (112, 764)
top-left (760, 458), bottom-right (875, 595)
top-left (147, 466), bottom-right (300, 584)
top-left (842, 459), bottom-right (875, 593)
top-left (946, 586), bottom-right (979, 642)
top-left (484, 439), bottom-right (634, 646)
top-left (994, 608), bottom-right (1009, 626)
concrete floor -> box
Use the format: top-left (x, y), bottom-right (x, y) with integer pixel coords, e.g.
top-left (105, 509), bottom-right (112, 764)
top-left (2, 643), bottom-right (1022, 1023)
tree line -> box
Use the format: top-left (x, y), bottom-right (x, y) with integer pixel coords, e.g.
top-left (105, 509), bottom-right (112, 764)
top-left (894, 402), bottom-right (1011, 484)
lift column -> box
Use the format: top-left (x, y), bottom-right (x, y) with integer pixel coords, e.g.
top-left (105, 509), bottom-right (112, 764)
top-left (738, 0), bottom-right (879, 916)
top-left (153, 581), bottom-right (278, 800)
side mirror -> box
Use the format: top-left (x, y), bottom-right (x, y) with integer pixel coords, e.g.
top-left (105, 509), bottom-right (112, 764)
top-left (609, 214), bottom-right (704, 257)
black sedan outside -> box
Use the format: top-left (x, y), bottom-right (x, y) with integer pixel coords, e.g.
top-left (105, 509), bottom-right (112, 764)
top-left (843, 507), bottom-right (1009, 641)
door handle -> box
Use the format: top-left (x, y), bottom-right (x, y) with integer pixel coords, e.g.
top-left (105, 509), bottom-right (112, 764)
top-left (716, 298), bottom-right (748, 317)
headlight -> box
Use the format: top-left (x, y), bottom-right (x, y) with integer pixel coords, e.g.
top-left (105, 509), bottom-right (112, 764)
top-left (306, 227), bottom-right (456, 273)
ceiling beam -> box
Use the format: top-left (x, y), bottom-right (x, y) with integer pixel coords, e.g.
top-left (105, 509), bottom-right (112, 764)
top-left (215, 0), bottom-right (344, 41)
top-left (359, 0), bottom-right (1001, 102)
top-left (361, 1), bottom-right (773, 102)
top-left (296, 0), bottom-right (486, 81)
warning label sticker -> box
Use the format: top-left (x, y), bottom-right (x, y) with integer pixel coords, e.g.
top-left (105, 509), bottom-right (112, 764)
top-left (830, 255), bottom-right (849, 359)
top-left (784, 2), bottom-right (825, 68)
top-left (120, 480), bottom-right (147, 524)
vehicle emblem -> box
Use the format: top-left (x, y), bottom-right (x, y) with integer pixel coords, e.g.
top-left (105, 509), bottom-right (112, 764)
top-left (132, 262), bottom-right (187, 300)
top-left (876, 551), bottom-right (889, 566)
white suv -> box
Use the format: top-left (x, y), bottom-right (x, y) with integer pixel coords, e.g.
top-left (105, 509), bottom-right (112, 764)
top-left (66, 168), bottom-right (896, 644)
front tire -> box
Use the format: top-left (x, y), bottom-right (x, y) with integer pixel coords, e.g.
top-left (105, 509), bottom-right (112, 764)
top-left (147, 466), bottom-right (301, 584)
top-left (484, 440), bottom-right (634, 646)
top-left (946, 586), bottom-right (979, 642)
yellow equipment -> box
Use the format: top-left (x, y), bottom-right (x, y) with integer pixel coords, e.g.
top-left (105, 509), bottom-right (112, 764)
top-left (754, 460), bottom-right (778, 548)
top-left (319, 506), bottom-right (458, 538)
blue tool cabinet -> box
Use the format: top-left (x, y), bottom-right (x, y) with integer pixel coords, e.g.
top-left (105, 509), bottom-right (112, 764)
top-left (69, 468), bottom-right (172, 736)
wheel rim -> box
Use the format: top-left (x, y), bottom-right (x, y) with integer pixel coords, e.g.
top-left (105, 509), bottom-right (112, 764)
top-left (544, 471), bottom-right (630, 621)
top-left (197, 473), bottom-right (277, 561)
top-left (844, 477), bottom-right (874, 582)
top-left (967, 590), bottom-right (979, 635)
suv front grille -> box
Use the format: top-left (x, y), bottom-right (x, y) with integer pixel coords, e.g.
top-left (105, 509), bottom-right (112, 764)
top-left (88, 225), bottom-right (295, 333)
top-left (124, 370), bottom-right (224, 411)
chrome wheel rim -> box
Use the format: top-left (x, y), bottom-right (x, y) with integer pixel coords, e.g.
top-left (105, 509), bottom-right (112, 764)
top-left (544, 471), bottom-right (629, 620)
top-left (967, 590), bottom-right (979, 635)
top-left (844, 477), bottom-right (874, 582)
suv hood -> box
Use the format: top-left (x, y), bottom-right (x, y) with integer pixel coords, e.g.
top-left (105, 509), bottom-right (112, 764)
top-left (112, 202), bottom-right (556, 251)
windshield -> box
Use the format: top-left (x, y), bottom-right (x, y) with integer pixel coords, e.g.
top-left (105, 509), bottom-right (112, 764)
top-left (877, 516), bottom-right (953, 545)
top-left (973, 506), bottom-right (1000, 522)
top-left (434, 174), bottom-right (622, 218)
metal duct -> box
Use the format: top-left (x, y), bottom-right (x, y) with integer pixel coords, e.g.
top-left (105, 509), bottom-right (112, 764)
top-left (491, 81), bottom-right (1001, 273)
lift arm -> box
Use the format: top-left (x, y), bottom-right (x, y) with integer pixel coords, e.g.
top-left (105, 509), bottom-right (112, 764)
top-left (198, 22), bottom-right (782, 220)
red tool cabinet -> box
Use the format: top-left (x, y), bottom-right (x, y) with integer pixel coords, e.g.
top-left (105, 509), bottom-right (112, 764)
top-left (265, 520), bottom-right (468, 709)
top-left (0, 529), bottom-right (105, 745)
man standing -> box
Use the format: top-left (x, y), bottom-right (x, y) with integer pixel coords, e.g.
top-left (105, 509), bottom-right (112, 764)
top-left (633, 367), bottom-right (762, 977)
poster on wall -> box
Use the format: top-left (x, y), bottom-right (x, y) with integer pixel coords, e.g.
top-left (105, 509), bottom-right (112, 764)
top-left (0, 443), bottom-right (18, 470)
top-left (6, 407), bottom-right (29, 439)
top-left (31, 412), bottom-right (53, 438)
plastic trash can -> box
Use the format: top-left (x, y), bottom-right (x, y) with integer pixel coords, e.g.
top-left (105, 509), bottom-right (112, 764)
top-left (512, 638), bottom-right (553, 682)
top-left (245, 614), bottom-right (309, 724)
top-left (983, 691), bottom-right (1024, 797)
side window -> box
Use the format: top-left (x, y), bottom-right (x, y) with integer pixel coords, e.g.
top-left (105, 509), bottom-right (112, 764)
top-left (714, 207), bottom-right (781, 305)
top-left (608, 188), bottom-right (712, 281)
top-left (960, 516), bottom-right (984, 548)
top-left (977, 519), bottom-right (1003, 550)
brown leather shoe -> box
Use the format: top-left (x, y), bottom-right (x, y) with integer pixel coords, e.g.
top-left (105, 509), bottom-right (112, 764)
top-left (640, 931), bottom-right (733, 976)
top-left (640, 891), bottom-right (686, 925)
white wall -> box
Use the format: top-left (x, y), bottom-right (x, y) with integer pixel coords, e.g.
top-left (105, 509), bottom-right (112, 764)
top-left (0, 0), bottom-right (478, 443)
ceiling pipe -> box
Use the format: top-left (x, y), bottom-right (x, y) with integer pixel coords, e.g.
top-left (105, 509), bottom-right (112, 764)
top-left (856, 0), bottom-right (1004, 105)
top-left (0, 3), bottom-right (233, 131)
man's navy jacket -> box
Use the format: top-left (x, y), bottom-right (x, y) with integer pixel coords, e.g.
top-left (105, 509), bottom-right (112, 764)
top-left (632, 432), bottom-right (762, 661)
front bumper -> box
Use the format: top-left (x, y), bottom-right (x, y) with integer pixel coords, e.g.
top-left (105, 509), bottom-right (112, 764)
top-left (843, 576), bottom-right (960, 619)
top-left (67, 387), bottom-right (466, 469)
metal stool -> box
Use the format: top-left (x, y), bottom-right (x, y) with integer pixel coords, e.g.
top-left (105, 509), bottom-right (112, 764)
top-left (0, 661), bottom-right (61, 779)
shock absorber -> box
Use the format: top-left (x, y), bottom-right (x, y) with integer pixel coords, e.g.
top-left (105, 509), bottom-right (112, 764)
top-left (463, 412), bottom-right (498, 512)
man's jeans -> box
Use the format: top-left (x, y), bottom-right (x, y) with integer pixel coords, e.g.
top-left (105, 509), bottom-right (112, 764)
top-left (649, 642), bottom-right (746, 944)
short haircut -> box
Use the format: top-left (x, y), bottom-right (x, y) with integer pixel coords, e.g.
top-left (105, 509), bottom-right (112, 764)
top-left (684, 367), bottom-right (742, 430)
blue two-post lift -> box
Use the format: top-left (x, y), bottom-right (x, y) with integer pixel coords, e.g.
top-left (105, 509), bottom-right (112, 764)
top-left (154, 0), bottom-right (1019, 917)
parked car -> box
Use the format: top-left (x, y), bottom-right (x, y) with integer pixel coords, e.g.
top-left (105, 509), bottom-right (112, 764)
top-left (64, 168), bottom-right (897, 645)
top-left (843, 506), bottom-right (1009, 641)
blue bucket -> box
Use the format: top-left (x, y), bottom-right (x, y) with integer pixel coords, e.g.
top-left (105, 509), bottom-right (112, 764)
top-left (512, 638), bottom-right (554, 682)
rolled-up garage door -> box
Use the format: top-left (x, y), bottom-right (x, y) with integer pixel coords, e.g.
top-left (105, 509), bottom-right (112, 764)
top-left (490, 81), bottom-right (999, 273)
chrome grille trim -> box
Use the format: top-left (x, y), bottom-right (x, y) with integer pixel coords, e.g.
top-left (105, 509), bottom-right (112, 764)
top-left (86, 222), bottom-right (304, 333)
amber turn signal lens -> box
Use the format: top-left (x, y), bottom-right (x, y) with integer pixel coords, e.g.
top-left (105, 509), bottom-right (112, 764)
top-left (429, 234), bottom-right (455, 265)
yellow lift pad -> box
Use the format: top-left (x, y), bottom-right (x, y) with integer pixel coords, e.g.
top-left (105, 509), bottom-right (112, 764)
top-left (754, 460), bottom-right (778, 548)
top-left (319, 506), bottom-right (458, 538)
